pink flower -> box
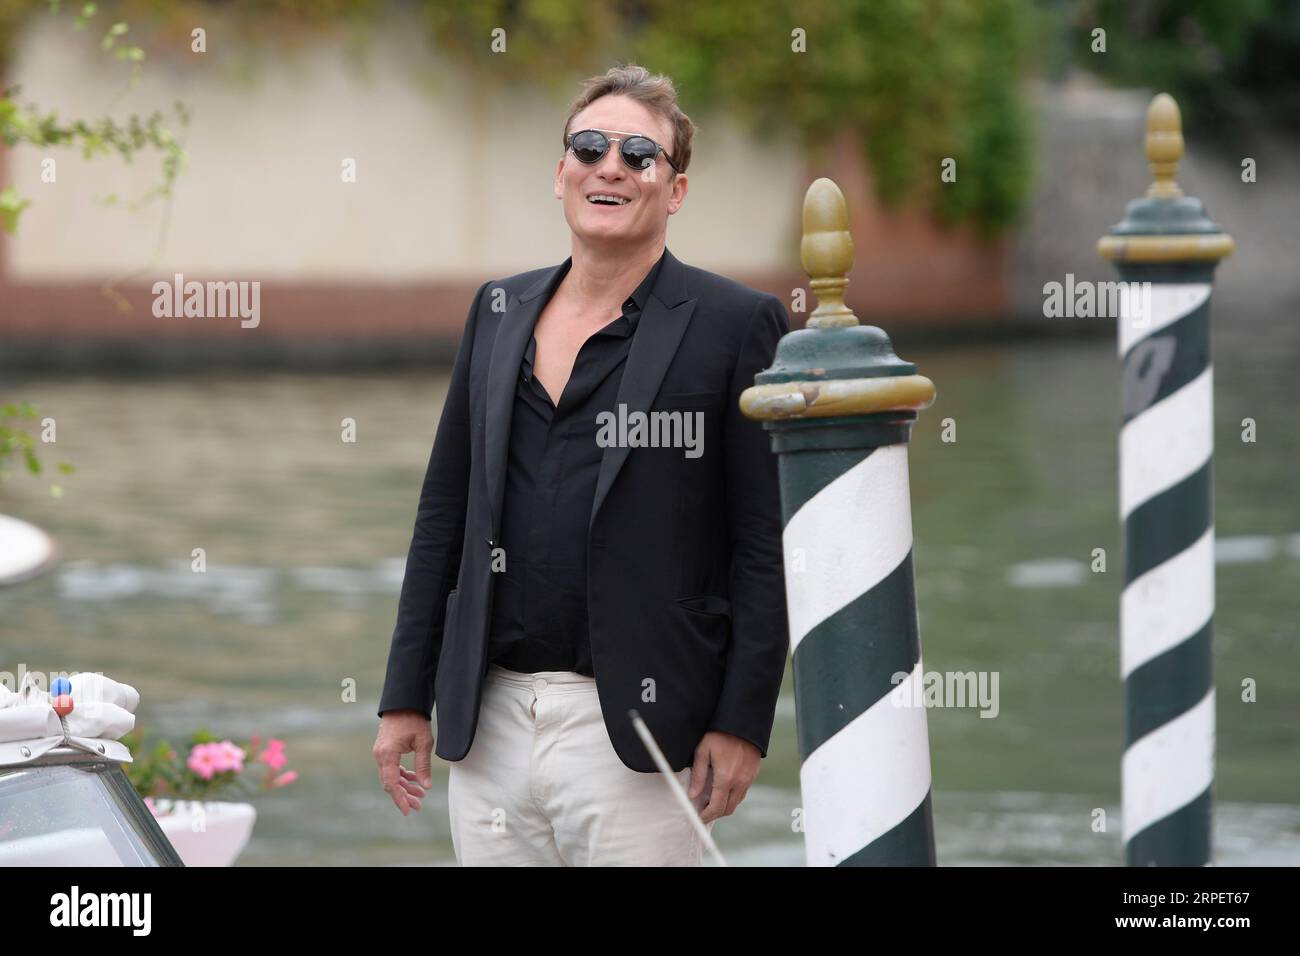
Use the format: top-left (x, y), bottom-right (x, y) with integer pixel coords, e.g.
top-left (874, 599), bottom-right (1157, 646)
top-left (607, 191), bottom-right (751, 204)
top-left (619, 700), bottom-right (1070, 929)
top-left (259, 738), bottom-right (287, 772)
top-left (187, 743), bottom-right (217, 780)
top-left (144, 797), bottom-right (159, 817)
top-left (185, 740), bottom-right (244, 779)
top-left (212, 740), bottom-right (245, 774)
top-left (270, 770), bottom-right (298, 788)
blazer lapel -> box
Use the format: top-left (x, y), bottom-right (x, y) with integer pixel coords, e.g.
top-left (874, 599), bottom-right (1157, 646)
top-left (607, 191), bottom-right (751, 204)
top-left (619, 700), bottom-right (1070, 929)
top-left (484, 258), bottom-right (570, 539)
top-left (589, 247), bottom-right (697, 531)
top-left (481, 247), bottom-right (698, 540)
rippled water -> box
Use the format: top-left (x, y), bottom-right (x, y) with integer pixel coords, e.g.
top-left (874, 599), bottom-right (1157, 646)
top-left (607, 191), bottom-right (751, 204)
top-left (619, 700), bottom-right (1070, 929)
top-left (1, 320), bottom-right (1297, 865)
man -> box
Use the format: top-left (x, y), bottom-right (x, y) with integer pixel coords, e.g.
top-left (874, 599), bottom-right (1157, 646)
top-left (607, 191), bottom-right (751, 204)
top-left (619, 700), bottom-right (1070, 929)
top-left (373, 63), bottom-right (790, 866)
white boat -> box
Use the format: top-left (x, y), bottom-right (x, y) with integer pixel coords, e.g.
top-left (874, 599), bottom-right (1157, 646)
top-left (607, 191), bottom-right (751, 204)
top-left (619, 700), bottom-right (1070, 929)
top-left (0, 513), bottom-right (59, 587)
top-left (0, 672), bottom-right (183, 866)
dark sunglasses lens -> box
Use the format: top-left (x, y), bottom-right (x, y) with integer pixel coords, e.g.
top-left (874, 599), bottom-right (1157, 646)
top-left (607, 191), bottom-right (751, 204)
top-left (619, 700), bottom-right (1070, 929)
top-left (621, 136), bottom-right (659, 170)
top-left (570, 131), bottom-right (608, 164)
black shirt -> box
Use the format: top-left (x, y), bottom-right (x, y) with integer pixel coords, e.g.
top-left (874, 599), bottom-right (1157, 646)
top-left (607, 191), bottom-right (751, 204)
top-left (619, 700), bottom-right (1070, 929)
top-left (487, 251), bottom-right (666, 676)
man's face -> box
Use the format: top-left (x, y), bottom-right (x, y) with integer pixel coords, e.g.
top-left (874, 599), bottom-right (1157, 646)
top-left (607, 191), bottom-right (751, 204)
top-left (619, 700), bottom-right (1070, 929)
top-left (556, 94), bottom-right (688, 246)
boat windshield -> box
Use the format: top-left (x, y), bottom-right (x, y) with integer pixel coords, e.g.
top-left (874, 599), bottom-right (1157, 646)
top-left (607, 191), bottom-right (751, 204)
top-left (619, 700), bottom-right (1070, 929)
top-left (0, 758), bottom-right (183, 866)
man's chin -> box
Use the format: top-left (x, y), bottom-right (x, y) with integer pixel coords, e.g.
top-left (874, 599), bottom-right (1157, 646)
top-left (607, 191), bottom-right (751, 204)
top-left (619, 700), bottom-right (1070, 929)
top-left (570, 223), bottom-right (643, 245)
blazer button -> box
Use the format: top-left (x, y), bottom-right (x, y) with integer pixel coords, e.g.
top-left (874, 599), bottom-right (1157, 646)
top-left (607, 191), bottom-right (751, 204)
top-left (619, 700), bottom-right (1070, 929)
top-left (486, 538), bottom-right (495, 548)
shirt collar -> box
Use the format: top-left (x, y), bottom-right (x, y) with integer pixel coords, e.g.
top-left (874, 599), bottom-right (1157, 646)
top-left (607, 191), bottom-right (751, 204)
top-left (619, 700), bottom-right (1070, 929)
top-left (623, 248), bottom-right (667, 315)
top-left (529, 249), bottom-right (667, 353)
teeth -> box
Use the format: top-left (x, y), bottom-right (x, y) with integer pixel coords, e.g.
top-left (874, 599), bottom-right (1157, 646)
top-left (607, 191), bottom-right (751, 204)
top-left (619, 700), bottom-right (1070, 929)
top-left (588, 194), bottom-right (630, 205)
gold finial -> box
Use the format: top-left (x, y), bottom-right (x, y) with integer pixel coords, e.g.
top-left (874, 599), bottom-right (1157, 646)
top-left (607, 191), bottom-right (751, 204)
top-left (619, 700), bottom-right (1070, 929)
top-left (1145, 93), bottom-right (1184, 199)
top-left (800, 177), bottom-right (858, 328)
top-left (1098, 91), bottom-right (1234, 263)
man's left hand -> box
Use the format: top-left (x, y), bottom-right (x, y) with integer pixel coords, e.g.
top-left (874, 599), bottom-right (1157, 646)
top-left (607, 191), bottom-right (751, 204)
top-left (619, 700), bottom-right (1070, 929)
top-left (688, 730), bottom-right (760, 823)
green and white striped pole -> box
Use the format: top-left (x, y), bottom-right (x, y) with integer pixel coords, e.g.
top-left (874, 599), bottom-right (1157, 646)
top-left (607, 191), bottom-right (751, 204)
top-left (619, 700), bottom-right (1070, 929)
top-left (1098, 94), bottom-right (1234, 866)
top-left (742, 178), bottom-right (937, 866)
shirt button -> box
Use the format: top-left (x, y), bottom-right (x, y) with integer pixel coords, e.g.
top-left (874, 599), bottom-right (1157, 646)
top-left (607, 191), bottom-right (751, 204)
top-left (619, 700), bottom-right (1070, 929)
top-left (533, 678), bottom-right (548, 692)
top-left (486, 537), bottom-right (495, 547)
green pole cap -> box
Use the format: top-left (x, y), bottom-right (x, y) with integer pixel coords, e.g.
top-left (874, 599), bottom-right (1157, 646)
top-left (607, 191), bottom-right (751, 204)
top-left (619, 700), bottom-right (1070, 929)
top-left (1098, 93), bottom-right (1235, 265)
top-left (741, 178), bottom-right (935, 423)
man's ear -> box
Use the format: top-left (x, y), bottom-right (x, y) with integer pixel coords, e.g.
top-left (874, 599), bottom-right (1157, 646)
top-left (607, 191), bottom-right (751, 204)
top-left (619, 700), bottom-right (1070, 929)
top-left (667, 173), bottom-right (688, 214)
top-left (554, 158), bottom-right (567, 199)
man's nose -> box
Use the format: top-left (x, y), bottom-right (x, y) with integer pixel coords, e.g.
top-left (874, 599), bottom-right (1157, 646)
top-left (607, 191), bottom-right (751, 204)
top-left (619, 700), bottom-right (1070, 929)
top-left (595, 146), bottom-right (626, 178)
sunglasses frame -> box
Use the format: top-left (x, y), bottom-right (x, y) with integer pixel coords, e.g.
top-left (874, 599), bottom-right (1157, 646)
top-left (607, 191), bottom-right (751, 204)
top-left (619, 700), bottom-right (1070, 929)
top-left (564, 128), bottom-right (682, 174)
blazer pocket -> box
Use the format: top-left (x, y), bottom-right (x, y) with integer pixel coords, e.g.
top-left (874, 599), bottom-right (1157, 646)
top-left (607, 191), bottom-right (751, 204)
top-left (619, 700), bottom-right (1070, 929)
top-left (674, 594), bottom-right (732, 617)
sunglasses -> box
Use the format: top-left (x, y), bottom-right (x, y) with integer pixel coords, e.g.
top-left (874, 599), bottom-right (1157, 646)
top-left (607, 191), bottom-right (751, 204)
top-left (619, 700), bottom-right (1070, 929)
top-left (565, 128), bottom-right (682, 174)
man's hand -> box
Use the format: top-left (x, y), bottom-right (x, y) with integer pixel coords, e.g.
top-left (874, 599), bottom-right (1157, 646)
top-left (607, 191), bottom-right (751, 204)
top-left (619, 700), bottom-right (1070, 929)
top-left (688, 730), bottom-right (760, 824)
top-left (373, 709), bottom-right (435, 816)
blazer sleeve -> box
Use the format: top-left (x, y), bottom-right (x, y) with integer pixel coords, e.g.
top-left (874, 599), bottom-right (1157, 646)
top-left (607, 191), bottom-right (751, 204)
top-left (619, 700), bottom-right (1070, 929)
top-left (377, 280), bottom-right (490, 719)
top-left (709, 292), bottom-right (791, 756)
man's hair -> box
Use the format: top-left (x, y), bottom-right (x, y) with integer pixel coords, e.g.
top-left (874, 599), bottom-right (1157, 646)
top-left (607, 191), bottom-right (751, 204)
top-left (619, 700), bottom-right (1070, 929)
top-left (562, 63), bottom-right (697, 175)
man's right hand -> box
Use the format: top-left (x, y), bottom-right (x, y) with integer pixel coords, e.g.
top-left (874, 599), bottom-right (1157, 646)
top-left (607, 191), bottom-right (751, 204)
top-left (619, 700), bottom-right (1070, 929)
top-left (373, 710), bottom-right (436, 816)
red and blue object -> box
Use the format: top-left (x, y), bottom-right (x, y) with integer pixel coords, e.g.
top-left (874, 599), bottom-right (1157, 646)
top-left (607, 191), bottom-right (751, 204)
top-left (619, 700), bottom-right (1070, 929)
top-left (51, 676), bottom-right (74, 716)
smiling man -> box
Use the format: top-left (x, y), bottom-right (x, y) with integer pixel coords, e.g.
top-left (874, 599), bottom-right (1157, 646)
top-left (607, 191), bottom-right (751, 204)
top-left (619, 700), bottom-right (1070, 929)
top-left (373, 63), bottom-right (790, 866)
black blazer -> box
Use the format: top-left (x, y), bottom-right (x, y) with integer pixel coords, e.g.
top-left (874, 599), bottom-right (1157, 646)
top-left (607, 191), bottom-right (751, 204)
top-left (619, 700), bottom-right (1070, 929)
top-left (378, 247), bottom-right (791, 772)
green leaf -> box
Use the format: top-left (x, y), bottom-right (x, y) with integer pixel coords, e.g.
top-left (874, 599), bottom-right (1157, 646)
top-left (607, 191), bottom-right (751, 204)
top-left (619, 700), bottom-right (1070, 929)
top-left (0, 185), bottom-right (31, 235)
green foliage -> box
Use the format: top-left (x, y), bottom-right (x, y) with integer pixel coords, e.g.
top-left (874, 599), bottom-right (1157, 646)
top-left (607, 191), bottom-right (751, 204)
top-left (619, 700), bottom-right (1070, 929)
top-left (932, 0), bottom-right (1036, 232)
top-left (0, 97), bottom-right (189, 231)
top-left (122, 728), bottom-right (239, 802)
top-left (0, 402), bottom-right (75, 497)
top-left (0, 182), bottom-right (29, 233)
top-left (0, 1), bottom-right (187, 493)
top-left (423, 0), bottom-right (1037, 235)
top-left (1, 1), bottom-right (189, 233)
top-left (1069, 0), bottom-right (1300, 133)
top-left (3, 0), bottom-right (1038, 234)
top-left (123, 725), bottom-right (297, 802)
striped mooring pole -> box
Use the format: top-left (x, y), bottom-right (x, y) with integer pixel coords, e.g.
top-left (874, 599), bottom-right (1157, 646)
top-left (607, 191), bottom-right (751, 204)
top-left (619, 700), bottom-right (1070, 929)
top-left (741, 178), bottom-right (937, 866)
top-left (1098, 94), bottom-right (1234, 866)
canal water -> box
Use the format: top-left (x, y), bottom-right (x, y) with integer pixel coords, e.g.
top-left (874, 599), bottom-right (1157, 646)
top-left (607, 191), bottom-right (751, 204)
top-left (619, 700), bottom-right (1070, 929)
top-left (2, 319), bottom-right (1297, 865)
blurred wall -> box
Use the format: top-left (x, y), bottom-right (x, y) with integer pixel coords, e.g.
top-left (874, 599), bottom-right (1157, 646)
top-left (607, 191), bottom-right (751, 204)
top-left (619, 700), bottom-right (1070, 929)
top-left (1016, 72), bottom-right (1300, 324)
top-left (0, 10), bottom-right (1019, 365)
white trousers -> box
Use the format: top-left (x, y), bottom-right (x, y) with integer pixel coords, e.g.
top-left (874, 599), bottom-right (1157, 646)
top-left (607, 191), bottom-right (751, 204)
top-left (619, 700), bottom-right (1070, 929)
top-left (446, 663), bottom-right (714, 866)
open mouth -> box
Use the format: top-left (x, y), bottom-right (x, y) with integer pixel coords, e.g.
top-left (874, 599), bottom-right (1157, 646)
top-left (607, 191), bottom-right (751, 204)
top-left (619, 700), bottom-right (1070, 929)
top-left (587, 194), bottom-right (631, 206)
